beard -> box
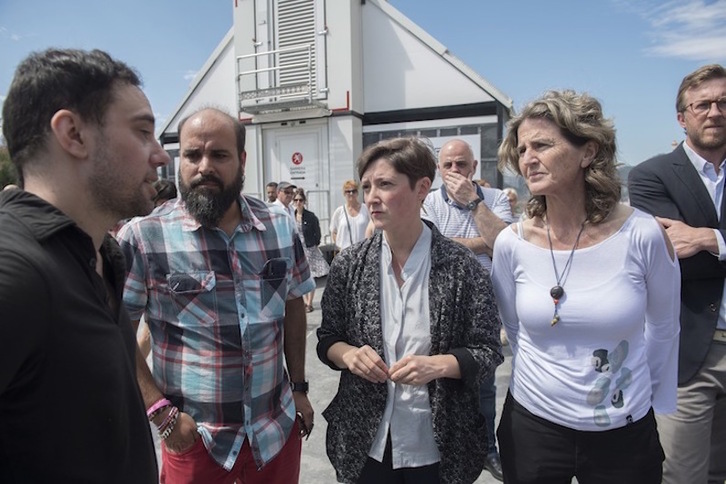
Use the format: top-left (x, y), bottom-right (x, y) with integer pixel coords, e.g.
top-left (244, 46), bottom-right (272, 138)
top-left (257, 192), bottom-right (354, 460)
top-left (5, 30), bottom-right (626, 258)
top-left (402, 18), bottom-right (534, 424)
top-left (687, 121), bottom-right (726, 152)
top-left (180, 166), bottom-right (244, 228)
top-left (89, 136), bottom-right (155, 222)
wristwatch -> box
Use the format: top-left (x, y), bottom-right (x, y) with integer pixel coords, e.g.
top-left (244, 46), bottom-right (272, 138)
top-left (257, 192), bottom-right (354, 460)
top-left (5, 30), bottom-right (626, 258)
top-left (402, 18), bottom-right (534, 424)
top-left (465, 198), bottom-right (482, 210)
top-left (290, 381), bottom-right (309, 394)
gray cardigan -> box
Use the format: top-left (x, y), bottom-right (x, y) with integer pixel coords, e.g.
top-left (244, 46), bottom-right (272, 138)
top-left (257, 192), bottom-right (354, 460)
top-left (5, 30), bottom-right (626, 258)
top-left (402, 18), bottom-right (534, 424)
top-left (317, 223), bottom-right (503, 484)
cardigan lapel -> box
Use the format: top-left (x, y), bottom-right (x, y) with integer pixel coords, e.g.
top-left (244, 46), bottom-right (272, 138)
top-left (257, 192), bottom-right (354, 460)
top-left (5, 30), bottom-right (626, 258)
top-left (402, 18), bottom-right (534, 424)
top-left (362, 233), bottom-right (385, 356)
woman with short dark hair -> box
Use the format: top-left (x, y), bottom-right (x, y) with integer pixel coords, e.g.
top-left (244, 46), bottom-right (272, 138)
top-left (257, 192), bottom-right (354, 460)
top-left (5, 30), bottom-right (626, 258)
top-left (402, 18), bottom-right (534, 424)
top-left (318, 137), bottom-right (502, 483)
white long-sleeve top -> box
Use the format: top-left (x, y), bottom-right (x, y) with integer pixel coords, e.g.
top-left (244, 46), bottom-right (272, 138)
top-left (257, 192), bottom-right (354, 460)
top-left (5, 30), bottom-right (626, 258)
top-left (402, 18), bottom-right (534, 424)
top-left (491, 209), bottom-right (680, 431)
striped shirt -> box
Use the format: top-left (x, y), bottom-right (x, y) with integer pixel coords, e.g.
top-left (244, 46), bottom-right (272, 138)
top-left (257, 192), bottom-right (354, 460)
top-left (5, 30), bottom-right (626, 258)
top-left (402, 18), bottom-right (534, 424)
top-left (118, 196), bottom-right (314, 470)
top-left (422, 184), bottom-right (513, 272)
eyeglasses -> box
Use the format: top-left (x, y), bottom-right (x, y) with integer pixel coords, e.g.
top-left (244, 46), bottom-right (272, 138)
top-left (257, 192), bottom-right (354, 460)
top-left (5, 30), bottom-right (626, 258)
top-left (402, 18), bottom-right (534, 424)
top-left (293, 198), bottom-right (304, 202)
top-left (282, 189), bottom-right (295, 194)
top-left (344, 190), bottom-right (358, 194)
top-left (684, 97), bottom-right (726, 116)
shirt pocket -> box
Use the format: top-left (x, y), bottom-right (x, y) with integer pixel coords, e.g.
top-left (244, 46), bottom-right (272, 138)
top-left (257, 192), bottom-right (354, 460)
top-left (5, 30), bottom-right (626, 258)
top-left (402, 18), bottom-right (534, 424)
top-left (257, 258), bottom-right (290, 322)
top-left (167, 271), bottom-right (217, 326)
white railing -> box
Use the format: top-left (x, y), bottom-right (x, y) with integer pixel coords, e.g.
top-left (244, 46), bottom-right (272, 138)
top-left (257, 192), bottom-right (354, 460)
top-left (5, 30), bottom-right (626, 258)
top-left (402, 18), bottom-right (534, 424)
top-left (236, 44), bottom-right (314, 111)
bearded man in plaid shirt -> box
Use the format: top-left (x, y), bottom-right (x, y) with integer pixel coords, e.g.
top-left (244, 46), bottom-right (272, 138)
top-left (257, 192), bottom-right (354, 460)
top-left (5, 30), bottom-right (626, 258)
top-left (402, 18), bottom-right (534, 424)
top-left (117, 107), bottom-right (315, 484)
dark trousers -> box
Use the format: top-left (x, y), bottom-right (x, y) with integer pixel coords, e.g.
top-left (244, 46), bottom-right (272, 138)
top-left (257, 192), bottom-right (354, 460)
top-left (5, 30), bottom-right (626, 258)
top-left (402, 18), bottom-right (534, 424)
top-left (497, 392), bottom-right (664, 484)
top-left (358, 434), bottom-right (440, 484)
top-left (479, 373), bottom-right (498, 454)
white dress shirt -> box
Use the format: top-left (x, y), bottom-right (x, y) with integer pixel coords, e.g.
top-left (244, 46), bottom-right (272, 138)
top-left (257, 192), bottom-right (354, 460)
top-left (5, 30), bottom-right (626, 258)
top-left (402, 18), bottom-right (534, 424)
top-left (368, 222), bottom-right (440, 468)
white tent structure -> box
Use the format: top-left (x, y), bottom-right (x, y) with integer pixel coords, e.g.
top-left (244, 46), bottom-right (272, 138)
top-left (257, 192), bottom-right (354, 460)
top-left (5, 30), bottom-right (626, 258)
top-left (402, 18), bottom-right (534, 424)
top-left (159, 0), bottom-right (513, 233)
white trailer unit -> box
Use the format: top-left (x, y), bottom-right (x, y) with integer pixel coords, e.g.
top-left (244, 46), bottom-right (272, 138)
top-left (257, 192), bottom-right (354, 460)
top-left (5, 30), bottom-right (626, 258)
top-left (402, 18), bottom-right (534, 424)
top-left (159, 0), bottom-right (513, 236)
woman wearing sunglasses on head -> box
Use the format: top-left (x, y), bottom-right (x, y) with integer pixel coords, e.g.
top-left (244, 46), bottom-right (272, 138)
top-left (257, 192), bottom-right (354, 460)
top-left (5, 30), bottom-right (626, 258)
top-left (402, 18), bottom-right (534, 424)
top-left (330, 180), bottom-right (370, 251)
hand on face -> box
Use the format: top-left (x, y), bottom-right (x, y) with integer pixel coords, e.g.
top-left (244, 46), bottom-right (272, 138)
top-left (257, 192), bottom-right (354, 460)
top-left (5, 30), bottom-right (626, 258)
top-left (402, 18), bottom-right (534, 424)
top-left (443, 172), bottom-right (477, 206)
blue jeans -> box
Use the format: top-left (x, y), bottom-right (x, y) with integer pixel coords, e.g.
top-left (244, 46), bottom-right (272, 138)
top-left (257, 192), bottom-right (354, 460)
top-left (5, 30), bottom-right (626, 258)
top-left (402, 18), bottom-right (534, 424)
top-left (479, 373), bottom-right (497, 454)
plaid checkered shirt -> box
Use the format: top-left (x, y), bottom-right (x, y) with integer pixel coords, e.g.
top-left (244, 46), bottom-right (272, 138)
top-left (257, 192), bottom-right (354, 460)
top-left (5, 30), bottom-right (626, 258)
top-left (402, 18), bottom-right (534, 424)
top-left (117, 196), bottom-right (314, 470)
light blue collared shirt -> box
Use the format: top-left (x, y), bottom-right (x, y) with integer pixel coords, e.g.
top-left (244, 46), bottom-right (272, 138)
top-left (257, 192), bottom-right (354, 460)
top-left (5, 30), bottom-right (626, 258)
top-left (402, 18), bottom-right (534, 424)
top-left (683, 141), bottom-right (726, 330)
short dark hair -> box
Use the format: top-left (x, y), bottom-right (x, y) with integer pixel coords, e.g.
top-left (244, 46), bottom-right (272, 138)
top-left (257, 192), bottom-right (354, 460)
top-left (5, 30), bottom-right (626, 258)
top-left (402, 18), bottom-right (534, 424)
top-left (266, 182), bottom-right (278, 190)
top-left (178, 107), bottom-right (246, 156)
top-left (357, 137), bottom-right (436, 188)
top-left (2, 48), bottom-right (141, 182)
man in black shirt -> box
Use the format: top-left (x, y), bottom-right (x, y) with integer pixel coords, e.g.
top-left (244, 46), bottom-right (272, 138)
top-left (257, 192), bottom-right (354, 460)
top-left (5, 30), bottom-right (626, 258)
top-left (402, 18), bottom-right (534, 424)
top-left (0, 48), bottom-right (170, 482)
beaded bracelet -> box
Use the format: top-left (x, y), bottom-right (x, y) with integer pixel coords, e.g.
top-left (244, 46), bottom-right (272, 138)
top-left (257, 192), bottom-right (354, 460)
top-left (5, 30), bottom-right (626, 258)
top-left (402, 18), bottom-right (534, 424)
top-left (157, 406), bottom-right (179, 433)
top-left (159, 407), bottom-right (180, 441)
top-left (146, 398), bottom-right (172, 421)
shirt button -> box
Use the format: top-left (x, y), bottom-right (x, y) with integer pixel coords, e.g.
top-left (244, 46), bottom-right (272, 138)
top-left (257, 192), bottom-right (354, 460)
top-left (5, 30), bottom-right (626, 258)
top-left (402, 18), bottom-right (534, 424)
top-left (89, 258), bottom-right (96, 268)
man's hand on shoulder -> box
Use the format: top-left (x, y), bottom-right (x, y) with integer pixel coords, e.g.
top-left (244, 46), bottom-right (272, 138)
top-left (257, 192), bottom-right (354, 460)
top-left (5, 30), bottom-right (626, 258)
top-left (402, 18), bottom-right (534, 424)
top-left (656, 216), bottom-right (719, 258)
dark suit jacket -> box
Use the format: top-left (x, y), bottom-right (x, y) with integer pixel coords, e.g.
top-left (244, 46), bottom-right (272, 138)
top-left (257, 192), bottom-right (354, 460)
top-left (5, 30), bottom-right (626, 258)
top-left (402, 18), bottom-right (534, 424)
top-left (628, 143), bottom-right (726, 383)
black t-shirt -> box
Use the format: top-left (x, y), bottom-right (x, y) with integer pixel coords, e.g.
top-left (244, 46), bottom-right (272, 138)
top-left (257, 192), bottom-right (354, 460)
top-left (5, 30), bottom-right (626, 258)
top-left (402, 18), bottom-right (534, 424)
top-left (0, 191), bottom-right (157, 483)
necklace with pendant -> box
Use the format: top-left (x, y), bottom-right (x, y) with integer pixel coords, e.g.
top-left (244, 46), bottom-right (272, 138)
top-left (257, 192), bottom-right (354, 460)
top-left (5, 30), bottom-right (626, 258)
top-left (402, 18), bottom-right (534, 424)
top-left (546, 220), bottom-right (586, 326)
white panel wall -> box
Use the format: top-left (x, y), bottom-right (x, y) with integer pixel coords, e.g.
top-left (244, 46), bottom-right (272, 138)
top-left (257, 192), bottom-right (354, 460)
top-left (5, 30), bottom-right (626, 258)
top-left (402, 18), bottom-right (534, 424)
top-left (166, 41), bottom-right (237, 131)
top-left (362, 4), bottom-right (493, 113)
top-left (327, 115), bottom-right (362, 217)
top-left (325, 0), bottom-right (364, 112)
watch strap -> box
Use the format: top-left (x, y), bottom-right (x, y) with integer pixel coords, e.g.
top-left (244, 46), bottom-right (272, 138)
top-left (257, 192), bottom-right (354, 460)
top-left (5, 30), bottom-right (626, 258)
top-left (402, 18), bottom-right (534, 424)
top-left (290, 381), bottom-right (309, 393)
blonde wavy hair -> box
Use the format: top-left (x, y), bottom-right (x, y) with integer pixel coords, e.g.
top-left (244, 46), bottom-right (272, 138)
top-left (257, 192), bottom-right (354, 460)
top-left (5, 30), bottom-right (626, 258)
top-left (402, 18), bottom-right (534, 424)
top-left (498, 90), bottom-right (620, 224)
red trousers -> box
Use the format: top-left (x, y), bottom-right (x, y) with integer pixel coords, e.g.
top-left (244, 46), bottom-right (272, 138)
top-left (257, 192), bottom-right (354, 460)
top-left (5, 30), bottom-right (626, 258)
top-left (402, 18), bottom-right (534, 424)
top-left (160, 422), bottom-right (302, 484)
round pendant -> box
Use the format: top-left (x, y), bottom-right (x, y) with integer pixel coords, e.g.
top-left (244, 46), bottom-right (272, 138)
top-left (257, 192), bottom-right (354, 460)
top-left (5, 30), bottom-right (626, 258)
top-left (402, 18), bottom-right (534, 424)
top-left (550, 285), bottom-right (564, 300)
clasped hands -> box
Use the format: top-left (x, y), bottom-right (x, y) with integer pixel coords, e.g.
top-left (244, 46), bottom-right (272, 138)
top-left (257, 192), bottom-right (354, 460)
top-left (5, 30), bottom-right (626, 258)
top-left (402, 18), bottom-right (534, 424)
top-left (341, 344), bottom-right (441, 386)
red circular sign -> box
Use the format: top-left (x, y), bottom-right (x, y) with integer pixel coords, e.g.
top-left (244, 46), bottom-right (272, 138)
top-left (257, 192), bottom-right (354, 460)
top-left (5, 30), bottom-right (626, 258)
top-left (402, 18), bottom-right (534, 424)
top-left (292, 152), bottom-right (303, 165)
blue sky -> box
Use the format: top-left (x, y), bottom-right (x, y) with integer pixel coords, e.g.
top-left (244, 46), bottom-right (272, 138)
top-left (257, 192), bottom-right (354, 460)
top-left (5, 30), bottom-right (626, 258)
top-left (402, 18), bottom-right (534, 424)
top-left (1, 0), bottom-right (725, 165)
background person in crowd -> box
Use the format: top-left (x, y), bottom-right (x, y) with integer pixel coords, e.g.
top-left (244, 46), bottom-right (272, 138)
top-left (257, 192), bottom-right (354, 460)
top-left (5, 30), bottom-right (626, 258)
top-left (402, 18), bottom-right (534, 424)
top-left (0, 47), bottom-right (167, 482)
top-left (628, 64), bottom-right (726, 484)
top-left (293, 188), bottom-right (330, 312)
top-left (503, 187), bottom-right (520, 218)
top-left (266, 181), bottom-right (278, 203)
top-left (493, 90), bottom-right (680, 483)
top-left (330, 179), bottom-right (370, 250)
top-left (474, 178), bottom-right (492, 188)
top-left (317, 137), bottom-right (503, 484)
top-left (153, 179), bottom-right (178, 207)
top-left (117, 107), bottom-right (315, 484)
top-left (274, 181), bottom-right (296, 219)
top-left (422, 138), bottom-right (512, 481)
